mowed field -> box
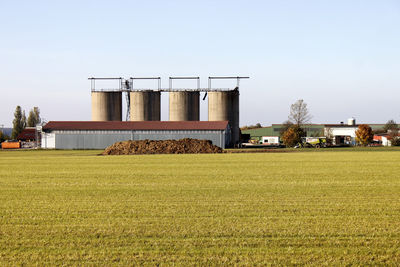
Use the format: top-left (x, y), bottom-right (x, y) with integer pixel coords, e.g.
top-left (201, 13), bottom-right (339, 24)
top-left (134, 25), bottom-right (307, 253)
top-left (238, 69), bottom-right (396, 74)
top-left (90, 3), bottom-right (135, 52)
top-left (1, 149), bottom-right (400, 265)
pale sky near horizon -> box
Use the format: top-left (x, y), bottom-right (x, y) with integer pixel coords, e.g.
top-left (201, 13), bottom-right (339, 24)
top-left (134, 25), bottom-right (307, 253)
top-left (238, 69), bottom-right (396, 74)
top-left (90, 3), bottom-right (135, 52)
top-left (1, 0), bottom-right (399, 127)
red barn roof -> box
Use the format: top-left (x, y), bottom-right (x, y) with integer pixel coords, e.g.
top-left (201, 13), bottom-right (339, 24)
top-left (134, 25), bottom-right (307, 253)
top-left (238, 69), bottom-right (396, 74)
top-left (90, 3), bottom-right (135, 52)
top-left (17, 128), bottom-right (36, 141)
top-left (43, 121), bottom-right (229, 131)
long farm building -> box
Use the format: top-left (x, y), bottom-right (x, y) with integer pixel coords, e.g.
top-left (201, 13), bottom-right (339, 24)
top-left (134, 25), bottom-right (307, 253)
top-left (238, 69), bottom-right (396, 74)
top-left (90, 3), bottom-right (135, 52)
top-left (41, 121), bottom-right (231, 149)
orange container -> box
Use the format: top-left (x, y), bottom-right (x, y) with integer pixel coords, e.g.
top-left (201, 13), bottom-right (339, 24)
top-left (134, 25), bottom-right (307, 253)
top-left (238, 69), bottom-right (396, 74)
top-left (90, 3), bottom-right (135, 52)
top-left (1, 142), bottom-right (21, 149)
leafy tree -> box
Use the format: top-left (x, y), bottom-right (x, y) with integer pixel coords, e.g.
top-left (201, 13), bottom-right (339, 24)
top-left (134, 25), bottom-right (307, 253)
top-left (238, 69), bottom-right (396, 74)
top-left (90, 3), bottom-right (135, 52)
top-left (11, 106), bottom-right (26, 139)
top-left (391, 137), bottom-right (400, 146)
top-left (279, 120), bottom-right (293, 136)
top-left (383, 119), bottom-right (398, 132)
top-left (0, 131), bottom-right (9, 143)
top-left (282, 125), bottom-right (306, 147)
top-left (22, 111), bottom-right (26, 128)
top-left (355, 124), bottom-right (373, 146)
top-left (383, 120), bottom-right (399, 146)
top-left (288, 99), bottom-right (312, 126)
top-left (27, 107), bottom-right (41, 127)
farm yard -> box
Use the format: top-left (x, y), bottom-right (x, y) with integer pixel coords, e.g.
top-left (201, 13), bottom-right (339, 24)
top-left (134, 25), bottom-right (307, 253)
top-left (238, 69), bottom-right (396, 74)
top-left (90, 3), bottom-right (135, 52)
top-left (0, 149), bottom-right (400, 265)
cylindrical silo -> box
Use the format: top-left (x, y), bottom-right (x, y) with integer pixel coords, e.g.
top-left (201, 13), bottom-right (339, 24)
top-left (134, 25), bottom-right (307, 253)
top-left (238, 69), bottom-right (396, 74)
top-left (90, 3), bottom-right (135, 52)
top-left (169, 91), bottom-right (200, 121)
top-left (91, 91), bottom-right (122, 121)
top-left (347, 117), bottom-right (356, 126)
top-left (208, 89), bottom-right (239, 146)
top-left (130, 91), bottom-right (161, 121)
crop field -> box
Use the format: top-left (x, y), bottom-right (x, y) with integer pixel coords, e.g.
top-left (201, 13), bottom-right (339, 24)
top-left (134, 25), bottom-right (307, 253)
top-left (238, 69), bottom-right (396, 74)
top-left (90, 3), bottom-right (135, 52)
top-left (1, 149), bottom-right (400, 265)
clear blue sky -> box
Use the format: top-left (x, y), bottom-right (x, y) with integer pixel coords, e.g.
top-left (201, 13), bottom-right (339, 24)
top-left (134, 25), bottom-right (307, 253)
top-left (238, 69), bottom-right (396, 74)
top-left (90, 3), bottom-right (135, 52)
top-left (1, 0), bottom-right (399, 127)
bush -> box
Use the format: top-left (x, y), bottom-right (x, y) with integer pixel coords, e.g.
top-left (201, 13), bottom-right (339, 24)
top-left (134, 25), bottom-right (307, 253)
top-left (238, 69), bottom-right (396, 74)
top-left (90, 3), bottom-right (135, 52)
top-left (0, 131), bottom-right (9, 143)
top-left (241, 123), bottom-right (262, 130)
top-left (355, 124), bottom-right (373, 146)
top-left (282, 125), bottom-right (306, 147)
top-left (391, 137), bottom-right (400, 146)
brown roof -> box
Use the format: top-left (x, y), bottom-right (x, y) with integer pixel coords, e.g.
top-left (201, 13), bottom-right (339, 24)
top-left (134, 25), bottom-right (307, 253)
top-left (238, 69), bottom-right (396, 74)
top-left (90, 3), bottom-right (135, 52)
top-left (17, 128), bottom-right (36, 140)
top-left (43, 121), bottom-right (229, 131)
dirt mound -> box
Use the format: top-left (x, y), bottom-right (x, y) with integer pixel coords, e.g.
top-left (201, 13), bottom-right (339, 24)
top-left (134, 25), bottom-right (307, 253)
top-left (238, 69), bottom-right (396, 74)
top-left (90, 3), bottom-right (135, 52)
top-left (102, 138), bottom-right (223, 155)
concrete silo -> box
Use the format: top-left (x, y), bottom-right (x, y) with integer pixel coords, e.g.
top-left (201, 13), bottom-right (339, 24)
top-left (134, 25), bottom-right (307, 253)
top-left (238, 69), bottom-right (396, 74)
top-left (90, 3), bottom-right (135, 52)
top-left (91, 91), bottom-right (122, 121)
top-left (130, 91), bottom-right (161, 121)
top-left (169, 91), bottom-right (200, 121)
top-left (347, 117), bottom-right (356, 126)
top-left (208, 88), bottom-right (239, 146)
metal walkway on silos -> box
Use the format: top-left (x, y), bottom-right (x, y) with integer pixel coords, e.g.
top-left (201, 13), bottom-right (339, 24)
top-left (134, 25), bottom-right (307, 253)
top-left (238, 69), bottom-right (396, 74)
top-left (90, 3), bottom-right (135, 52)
top-left (88, 76), bottom-right (249, 92)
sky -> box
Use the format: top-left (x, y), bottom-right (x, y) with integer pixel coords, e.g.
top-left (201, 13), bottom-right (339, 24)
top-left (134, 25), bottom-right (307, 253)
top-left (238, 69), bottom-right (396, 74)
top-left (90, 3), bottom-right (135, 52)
top-left (0, 0), bottom-right (399, 127)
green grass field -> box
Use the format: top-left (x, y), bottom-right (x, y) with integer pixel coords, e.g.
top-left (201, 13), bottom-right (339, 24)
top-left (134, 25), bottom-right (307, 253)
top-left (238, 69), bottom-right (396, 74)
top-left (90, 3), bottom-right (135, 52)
top-left (1, 149), bottom-right (400, 265)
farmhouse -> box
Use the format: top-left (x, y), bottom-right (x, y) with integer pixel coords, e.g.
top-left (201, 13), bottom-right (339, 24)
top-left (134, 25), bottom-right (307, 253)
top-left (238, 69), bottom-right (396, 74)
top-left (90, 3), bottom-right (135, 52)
top-left (41, 121), bottom-right (230, 149)
top-left (324, 121), bottom-right (387, 145)
top-left (324, 123), bottom-right (358, 145)
top-left (374, 133), bottom-right (400, 146)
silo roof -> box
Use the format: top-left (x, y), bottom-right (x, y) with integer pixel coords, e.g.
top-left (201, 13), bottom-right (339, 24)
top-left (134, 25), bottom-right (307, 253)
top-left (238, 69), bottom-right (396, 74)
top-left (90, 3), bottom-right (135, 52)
top-left (43, 121), bottom-right (229, 131)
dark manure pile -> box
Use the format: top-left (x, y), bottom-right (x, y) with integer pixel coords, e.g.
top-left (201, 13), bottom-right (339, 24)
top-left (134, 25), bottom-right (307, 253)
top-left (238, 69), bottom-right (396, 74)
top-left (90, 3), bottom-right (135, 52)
top-left (102, 138), bottom-right (223, 155)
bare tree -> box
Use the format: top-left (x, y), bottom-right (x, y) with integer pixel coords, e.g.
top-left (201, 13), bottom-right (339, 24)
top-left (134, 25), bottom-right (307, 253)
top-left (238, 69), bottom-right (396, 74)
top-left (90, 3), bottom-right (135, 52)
top-left (288, 99), bottom-right (312, 126)
top-left (383, 119), bottom-right (398, 133)
top-left (324, 127), bottom-right (334, 144)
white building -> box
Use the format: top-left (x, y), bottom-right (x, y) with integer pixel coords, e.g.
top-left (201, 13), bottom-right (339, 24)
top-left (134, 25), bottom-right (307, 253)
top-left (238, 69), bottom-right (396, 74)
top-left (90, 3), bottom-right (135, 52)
top-left (324, 118), bottom-right (358, 145)
top-left (374, 134), bottom-right (399, 146)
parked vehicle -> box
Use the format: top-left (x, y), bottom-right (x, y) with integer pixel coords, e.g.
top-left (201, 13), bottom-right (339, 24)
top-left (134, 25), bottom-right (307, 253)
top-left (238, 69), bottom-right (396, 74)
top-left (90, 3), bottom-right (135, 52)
top-left (1, 140), bottom-right (21, 149)
top-left (242, 136), bottom-right (281, 148)
top-left (261, 136), bottom-right (280, 146)
top-left (295, 137), bottom-right (327, 148)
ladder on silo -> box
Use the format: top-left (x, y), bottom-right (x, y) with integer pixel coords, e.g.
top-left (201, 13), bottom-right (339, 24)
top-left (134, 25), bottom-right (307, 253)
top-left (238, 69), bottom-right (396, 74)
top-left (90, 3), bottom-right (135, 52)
top-left (122, 79), bottom-right (131, 121)
top-left (125, 92), bottom-right (130, 121)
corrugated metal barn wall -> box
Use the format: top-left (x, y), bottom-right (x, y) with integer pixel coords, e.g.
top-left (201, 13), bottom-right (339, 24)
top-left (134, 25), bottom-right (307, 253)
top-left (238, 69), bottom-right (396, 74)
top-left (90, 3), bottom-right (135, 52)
top-left (52, 130), bottom-right (227, 149)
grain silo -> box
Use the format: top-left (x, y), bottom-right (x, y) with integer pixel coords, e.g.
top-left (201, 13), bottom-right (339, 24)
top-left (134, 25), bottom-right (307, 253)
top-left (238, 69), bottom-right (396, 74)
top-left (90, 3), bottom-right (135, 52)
top-left (347, 117), bottom-right (356, 126)
top-left (130, 91), bottom-right (161, 121)
top-left (91, 91), bottom-right (122, 121)
top-left (169, 91), bottom-right (200, 121)
top-left (208, 88), bottom-right (239, 145)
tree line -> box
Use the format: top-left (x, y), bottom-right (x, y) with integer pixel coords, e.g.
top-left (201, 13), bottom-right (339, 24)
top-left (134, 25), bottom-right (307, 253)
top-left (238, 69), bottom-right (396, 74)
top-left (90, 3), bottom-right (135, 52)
top-left (0, 106), bottom-right (41, 142)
